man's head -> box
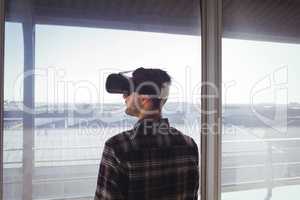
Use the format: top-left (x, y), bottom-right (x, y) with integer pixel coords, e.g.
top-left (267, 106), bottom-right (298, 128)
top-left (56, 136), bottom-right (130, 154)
top-left (122, 67), bottom-right (171, 118)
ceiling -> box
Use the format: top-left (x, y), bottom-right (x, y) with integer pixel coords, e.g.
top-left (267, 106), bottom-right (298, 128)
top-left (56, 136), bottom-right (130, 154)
top-left (5, 0), bottom-right (300, 43)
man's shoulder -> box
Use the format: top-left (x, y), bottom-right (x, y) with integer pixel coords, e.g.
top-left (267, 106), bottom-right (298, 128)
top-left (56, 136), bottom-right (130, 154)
top-left (104, 129), bottom-right (134, 151)
top-left (169, 126), bottom-right (198, 148)
top-left (104, 126), bottom-right (198, 152)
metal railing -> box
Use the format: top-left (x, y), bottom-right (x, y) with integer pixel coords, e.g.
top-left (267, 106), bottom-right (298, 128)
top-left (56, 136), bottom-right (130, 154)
top-left (3, 127), bottom-right (300, 199)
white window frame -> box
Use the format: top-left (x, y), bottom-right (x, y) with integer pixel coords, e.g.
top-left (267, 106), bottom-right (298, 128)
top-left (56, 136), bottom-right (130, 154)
top-left (200, 0), bottom-right (222, 200)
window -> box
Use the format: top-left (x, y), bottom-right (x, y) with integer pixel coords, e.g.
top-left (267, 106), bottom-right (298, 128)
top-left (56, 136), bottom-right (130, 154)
top-left (33, 25), bottom-right (201, 199)
top-left (3, 22), bottom-right (24, 200)
top-left (5, 1), bottom-right (300, 200)
top-left (222, 1), bottom-right (300, 199)
top-left (2, 0), bottom-right (201, 199)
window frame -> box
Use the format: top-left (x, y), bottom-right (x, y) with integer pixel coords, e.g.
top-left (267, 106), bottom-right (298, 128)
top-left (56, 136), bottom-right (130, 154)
top-left (0, 0), bottom-right (224, 200)
top-left (200, 0), bottom-right (222, 200)
top-left (0, 0), bottom-right (5, 199)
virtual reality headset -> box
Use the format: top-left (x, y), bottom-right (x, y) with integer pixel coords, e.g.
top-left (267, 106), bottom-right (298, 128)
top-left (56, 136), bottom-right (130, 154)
top-left (105, 70), bottom-right (134, 95)
top-left (105, 70), bottom-right (170, 99)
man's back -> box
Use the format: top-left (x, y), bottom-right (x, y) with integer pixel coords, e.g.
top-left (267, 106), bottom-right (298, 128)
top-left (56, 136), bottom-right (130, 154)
top-left (95, 118), bottom-right (199, 200)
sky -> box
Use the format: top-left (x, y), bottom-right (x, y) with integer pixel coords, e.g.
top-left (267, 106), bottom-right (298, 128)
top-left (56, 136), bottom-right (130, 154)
top-left (4, 22), bottom-right (300, 105)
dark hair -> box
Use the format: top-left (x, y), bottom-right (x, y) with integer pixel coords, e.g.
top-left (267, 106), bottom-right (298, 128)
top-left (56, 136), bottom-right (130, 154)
top-left (132, 67), bottom-right (171, 110)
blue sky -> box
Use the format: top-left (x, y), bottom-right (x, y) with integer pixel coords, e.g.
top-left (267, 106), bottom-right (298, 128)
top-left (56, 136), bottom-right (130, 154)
top-left (4, 22), bottom-right (300, 104)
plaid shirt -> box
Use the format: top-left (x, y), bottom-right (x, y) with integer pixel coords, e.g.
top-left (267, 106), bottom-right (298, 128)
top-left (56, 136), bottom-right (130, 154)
top-left (94, 118), bottom-right (199, 200)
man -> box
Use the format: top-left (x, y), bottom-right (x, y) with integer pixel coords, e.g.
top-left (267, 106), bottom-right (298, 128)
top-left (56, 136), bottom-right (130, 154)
top-left (95, 67), bottom-right (199, 200)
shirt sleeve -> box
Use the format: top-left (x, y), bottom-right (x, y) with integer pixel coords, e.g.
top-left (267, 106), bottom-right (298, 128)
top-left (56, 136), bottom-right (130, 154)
top-left (192, 138), bottom-right (200, 200)
top-left (94, 143), bottom-right (127, 200)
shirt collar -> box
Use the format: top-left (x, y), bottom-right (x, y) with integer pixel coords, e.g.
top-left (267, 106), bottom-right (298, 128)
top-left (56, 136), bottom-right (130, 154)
top-left (132, 117), bottom-right (170, 137)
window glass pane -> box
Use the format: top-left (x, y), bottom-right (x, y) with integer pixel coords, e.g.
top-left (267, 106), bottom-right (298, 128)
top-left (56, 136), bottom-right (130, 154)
top-left (4, 0), bottom-right (201, 199)
top-left (222, 1), bottom-right (300, 199)
top-left (34, 24), bottom-right (201, 199)
top-left (3, 22), bottom-right (24, 200)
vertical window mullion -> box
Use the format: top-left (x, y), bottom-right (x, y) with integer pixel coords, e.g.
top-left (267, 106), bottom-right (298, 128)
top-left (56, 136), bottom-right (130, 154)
top-left (22, 0), bottom-right (35, 199)
top-left (0, 0), bottom-right (5, 199)
top-left (200, 0), bottom-right (222, 200)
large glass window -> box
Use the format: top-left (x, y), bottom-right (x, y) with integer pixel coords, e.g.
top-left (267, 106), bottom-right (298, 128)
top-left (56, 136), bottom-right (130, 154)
top-left (222, 1), bottom-right (300, 199)
top-left (3, 22), bottom-right (24, 200)
top-left (3, 0), bottom-right (201, 199)
top-left (33, 25), bottom-right (201, 199)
